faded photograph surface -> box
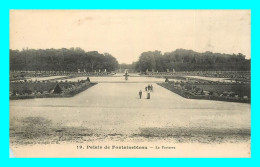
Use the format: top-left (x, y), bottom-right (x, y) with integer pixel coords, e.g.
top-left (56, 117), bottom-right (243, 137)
top-left (9, 10), bottom-right (251, 158)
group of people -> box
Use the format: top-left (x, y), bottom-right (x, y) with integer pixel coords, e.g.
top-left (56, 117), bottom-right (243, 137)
top-left (139, 84), bottom-right (154, 99)
top-left (145, 84), bottom-right (153, 92)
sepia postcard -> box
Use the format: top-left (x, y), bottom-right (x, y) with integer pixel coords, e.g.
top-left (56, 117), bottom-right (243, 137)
top-left (9, 10), bottom-right (251, 158)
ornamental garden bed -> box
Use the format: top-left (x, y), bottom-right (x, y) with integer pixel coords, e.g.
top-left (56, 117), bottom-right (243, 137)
top-left (157, 82), bottom-right (250, 103)
top-left (10, 80), bottom-right (96, 100)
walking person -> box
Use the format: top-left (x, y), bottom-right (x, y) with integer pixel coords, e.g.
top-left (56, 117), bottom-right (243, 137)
top-left (145, 86), bottom-right (147, 92)
top-left (151, 84), bottom-right (153, 92)
top-left (139, 90), bottom-right (142, 99)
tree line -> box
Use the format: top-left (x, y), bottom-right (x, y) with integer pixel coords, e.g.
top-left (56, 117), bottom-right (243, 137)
top-left (10, 48), bottom-right (119, 72)
top-left (10, 48), bottom-right (250, 72)
top-left (133, 49), bottom-right (250, 72)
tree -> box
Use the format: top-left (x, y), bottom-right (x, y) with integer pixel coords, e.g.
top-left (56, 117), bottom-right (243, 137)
top-left (134, 49), bottom-right (249, 72)
top-left (10, 48), bottom-right (119, 72)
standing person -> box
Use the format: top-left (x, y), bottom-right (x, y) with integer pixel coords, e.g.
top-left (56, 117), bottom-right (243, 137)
top-left (145, 86), bottom-right (147, 92)
top-left (147, 90), bottom-right (150, 99)
top-left (151, 84), bottom-right (153, 92)
top-left (139, 90), bottom-right (142, 99)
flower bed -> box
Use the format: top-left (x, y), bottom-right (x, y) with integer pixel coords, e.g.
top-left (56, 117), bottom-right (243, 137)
top-left (157, 82), bottom-right (250, 103)
top-left (10, 81), bottom-right (97, 100)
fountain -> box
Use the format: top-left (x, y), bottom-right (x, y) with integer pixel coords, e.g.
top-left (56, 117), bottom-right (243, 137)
top-left (123, 70), bottom-right (130, 80)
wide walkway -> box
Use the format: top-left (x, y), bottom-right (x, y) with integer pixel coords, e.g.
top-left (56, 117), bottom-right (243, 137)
top-left (10, 82), bottom-right (250, 134)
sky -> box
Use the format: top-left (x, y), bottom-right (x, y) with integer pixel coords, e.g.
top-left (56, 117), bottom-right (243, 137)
top-left (10, 10), bottom-right (251, 64)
